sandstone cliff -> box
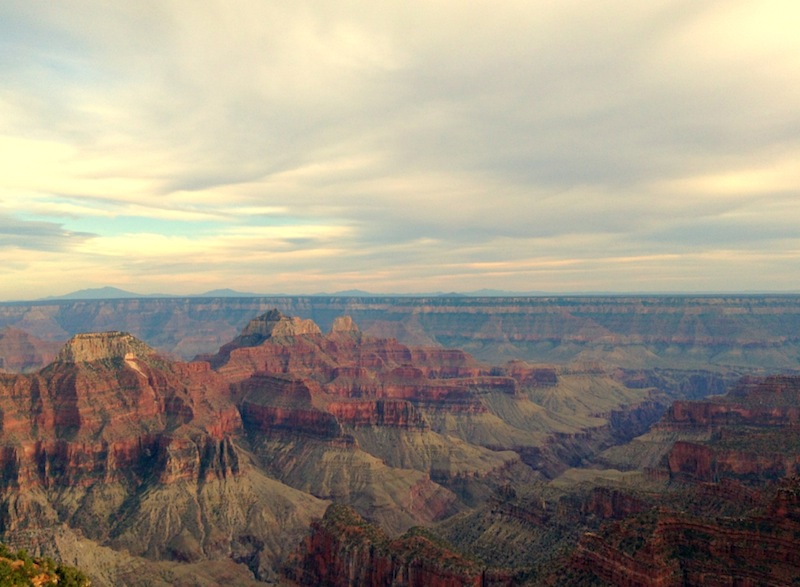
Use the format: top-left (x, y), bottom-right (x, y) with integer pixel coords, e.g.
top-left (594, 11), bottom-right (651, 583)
top-left (0, 330), bottom-right (327, 584)
top-left (285, 504), bottom-right (517, 587)
top-left (567, 476), bottom-right (800, 586)
top-left (660, 375), bottom-right (800, 483)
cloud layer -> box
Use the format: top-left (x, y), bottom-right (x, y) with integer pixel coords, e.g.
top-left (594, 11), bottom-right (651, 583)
top-left (2, 1), bottom-right (799, 299)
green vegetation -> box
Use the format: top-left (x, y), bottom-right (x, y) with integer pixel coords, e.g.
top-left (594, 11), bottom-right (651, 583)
top-left (0, 544), bottom-right (90, 587)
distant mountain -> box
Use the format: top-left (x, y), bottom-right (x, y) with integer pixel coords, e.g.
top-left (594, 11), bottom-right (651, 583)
top-left (42, 287), bottom-right (550, 302)
top-left (43, 286), bottom-right (152, 300)
top-left (43, 287), bottom-right (271, 301)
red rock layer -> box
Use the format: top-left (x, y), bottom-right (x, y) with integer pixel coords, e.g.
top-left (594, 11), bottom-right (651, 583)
top-left (503, 360), bottom-right (558, 388)
top-left (667, 441), bottom-right (800, 482)
top-left (568, 377), bottom-right (800, 586)
top-left (582, 487), bottom-right (647, 520)
top-left (665, 400), bottom-right (800, 428)
top-left (0, 332), bottom-right (241, 493)
top-left (285, 504), bottom-right (516, 587)
top-left (657, 375), bottom-right (800, 483)
top-left (211, 311), bottom-right (525, 434)
top-left (326, 400), bottom-right (429, 429)
top-left (574, 479), bottom-right (800, 587)
top-left (240, 403), bottom-right (342, 439)
top-left (660, 376), bottom-right (800, 429)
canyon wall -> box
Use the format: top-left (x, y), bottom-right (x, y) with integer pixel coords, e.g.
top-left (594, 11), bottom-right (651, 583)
top-left (0, 306), bottom-right (797, 586)
top-left (2, 295), bottom-right (799, 368)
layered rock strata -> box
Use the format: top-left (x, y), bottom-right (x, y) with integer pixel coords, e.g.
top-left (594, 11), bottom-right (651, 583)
top-left (0, 330), bottom-right (327, 584)
top-left (570, 477), bottom-right (800, 587)
top-left (551, 375), bottom-right (800, 586)
top-left (660, 375), bottom-right (800, 483)
top-left (285, 504), bottom-right (517, 587)
top-left (0, 308), bottom-right (744, 585)
top-left (4, 295), bottom-right (800, 370)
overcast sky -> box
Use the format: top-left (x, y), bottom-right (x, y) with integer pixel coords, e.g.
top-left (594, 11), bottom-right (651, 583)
top-left (2, 1), bottom-right (799, 300)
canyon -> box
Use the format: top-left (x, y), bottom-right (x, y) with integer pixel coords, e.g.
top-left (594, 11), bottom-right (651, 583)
top-left (0, 297), bottom-right (797, 585)
top-left (295, 373), bottom-right (800, 586)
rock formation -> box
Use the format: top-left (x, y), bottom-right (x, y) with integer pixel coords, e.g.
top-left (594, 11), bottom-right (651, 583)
top-left (0, 329), bottom-right (327, 585)
top-left (210, 311), bottom-right (529, 533)
top-left (537, 375), bottom-right (800, 586)
top-left (285, 504), bottom-right (517, 587)
top-left (659, 375), bottom-right (800, 483)
top-left (567, 476), bottom-right (800, 586)
top-left (1, 308), bottom-right (795, 586)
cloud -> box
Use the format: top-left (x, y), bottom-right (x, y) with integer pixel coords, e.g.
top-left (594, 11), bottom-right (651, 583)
top-left (0, 213), bottom-right (94, 251)
top-left (1, 1), bottom-right (799, 298)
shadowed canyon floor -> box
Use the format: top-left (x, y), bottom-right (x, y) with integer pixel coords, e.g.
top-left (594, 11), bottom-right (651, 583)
top-left (0, 303), bottom-right (798, 585)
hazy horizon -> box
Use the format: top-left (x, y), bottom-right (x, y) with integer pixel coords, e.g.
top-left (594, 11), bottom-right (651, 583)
top-left (3, 2), bottom-right (799, 300)
top-left (3, 284), bottom-right (799, 304)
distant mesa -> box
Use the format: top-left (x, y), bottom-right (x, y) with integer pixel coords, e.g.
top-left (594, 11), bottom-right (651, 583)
top-left (37, 285), bottom-right (554, 304)
top-left (56, 331), bottom-right (156, 363)
top-left (41, 286), bottom-right (267, 302)
top-left (43, 286), bottom-right (147, 300)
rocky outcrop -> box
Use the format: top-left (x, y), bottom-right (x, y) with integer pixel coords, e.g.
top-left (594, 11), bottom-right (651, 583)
top-left (571, 477), bottom-right (800, 586)
top-left (0, 332), bottom-right (241, 492)
top-left (658, 375), bottom-right (800, 484)
top-left (667, 440), bottom-right (800, 482)
top-left (330, 315), bottom-right (359, 334)
top-left (214, 312), bottom-right (512, 420)
top-left (503, 360), bottom-right (558, 388)
top-left (285, 504), bottom-right (516, 587)
top-left (0, 330), bottom-right (330, 585)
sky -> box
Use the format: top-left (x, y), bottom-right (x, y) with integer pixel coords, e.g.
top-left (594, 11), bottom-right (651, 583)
top-left (2, 1), bottom-right (800, 300)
